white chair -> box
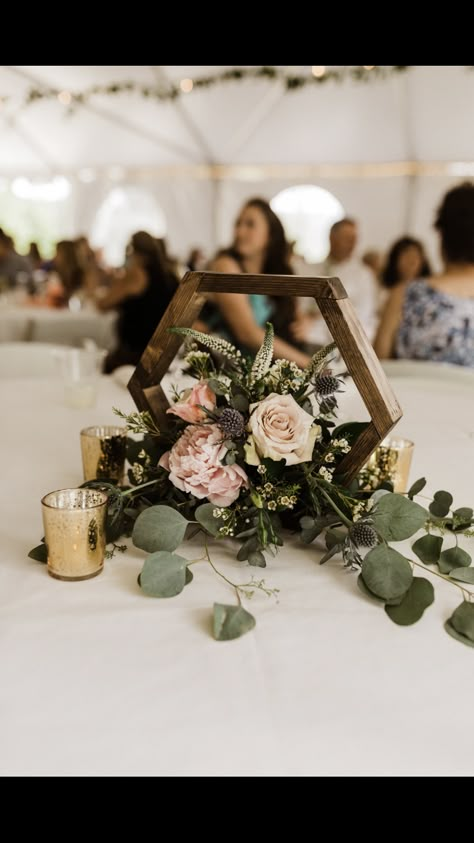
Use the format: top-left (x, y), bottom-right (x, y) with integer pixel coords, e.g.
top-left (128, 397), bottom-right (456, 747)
top-left (0, 342), bottom-right (67, 378)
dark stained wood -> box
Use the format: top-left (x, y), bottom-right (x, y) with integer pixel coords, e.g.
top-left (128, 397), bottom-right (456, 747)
top-left (199, 272), bottom-right (347, 299)
top-left (128, 271), bottom-right (403, 480)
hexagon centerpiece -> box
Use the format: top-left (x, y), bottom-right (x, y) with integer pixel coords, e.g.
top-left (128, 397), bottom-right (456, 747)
top-left (128, 271), bottom-right (402, 482)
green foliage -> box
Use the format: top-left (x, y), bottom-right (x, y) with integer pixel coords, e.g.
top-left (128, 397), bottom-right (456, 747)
top-left (412, 535), bottom-right (443, 564)
top-left (132, 506), bottom-right (189, 553)
top-left (195, 504), bottom-right (221, 537)
top-left (28, 543), bottom-right (48, 564)
top-left (438, 547), bottom-right (472, 574)
top-left (449, 568), bottom-right (474, 584)
top-left (139, 551), bottom-right (189, 598)
top-left (445, 602), bottom-right (474, 646)
top-left (408, 477), bottom-right (426, 499)
top-left (384, 578), bottom-right (434, 626)
top-left (362, 546), bottom-right (413, 601)
top-left (429, 491), bottom-right (454, 518)
top-left (213, 604), bottom-right (256, 641)
top-left (372, 493), bottom-right (427, 541)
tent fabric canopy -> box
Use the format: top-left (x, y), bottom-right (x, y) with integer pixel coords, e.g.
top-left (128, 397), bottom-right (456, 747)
top-left (0, 66), bottom-right (472, 265)
top-left (1, 66), bottom-right (473, 174)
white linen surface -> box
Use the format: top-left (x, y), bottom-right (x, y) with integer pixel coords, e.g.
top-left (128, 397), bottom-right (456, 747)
top-left (1, 370), bottom-right (474, 776)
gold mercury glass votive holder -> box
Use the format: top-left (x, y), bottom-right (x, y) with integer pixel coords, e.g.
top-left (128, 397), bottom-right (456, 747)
top-left (41, 488), bottom-right (108, 581)
top-left (80, 425), bottom-right (127, 482)
top-left (364, 438), bottom-right (414, 493)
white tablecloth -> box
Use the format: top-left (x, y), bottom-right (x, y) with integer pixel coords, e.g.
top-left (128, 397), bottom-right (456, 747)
top-left (0, 306), bottom-right (117, 350)
top-left (1, 368), bottom-right (474, 775)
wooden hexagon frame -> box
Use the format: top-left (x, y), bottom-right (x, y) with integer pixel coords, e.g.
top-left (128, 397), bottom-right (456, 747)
top-left (128, 271), bottom-right (402, 482)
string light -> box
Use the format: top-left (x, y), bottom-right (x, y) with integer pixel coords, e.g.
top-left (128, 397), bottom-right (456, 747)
top-left (180, 78), bottom-right (194, 93)
top-left (311, 66), bottom-right (326, 78)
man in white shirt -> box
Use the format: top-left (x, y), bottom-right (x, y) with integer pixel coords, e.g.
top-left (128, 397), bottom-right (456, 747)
top-left (298, 218), bottom-right (379, 347)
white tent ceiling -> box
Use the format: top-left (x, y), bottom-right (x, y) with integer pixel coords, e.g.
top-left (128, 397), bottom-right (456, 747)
top-left (0, 66), bottom-right (473, 265)
top-left (1, 66), bottom-right (474, 174)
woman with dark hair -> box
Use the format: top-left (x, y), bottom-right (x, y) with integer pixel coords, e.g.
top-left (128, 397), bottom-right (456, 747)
top-left (382, 236), bottom-right (431, 289)
top-left (374, 183), bottom-right (474, 366)
top-left (97, 230), bottom-right (179, 373)
top-left (206, 198), bottom-right (310, 368)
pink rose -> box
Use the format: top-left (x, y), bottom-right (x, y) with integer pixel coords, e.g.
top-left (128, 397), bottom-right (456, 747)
top-left (245, 392), bottom-right (321, 466)
top-left (167, 381), bottom-right (216, 423)
top-left (159, 424), bottom-right (248, 507)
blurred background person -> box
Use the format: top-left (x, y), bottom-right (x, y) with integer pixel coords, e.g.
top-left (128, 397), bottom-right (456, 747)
top-left (186, 247), bottom-right (206, 272)
top-left (298, 217), bottom-right (379, 348)
top-left (374, 182), bottom-right (474, 367)
top-left (0, 228), bottom-right (32, 289)
top-left (381, 236), bottom-right (431, 289)
top-left (96, 230), bottom-right (179, 373)
top-left (205, 197), bottom-right (310, 368)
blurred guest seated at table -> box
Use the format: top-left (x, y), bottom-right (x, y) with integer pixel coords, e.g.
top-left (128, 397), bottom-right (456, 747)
top-left (381, 236), bottom-right (431, 290)
top-left (297, 218), bottom-right (379, 348)
top-left (27, 242), bottom-right (43, 271)
top-left (374, 182), bottom-right (474, 367)
top-left (95, 231), bottom-right (179, 373)
top-left (205, 198), bottom-right (310, 368)
top-left (185, 246), bottom-right (206, 272)
top-left (53, 240), bottom-right (84, 303)
top-left (74, 235), bottom-right (97, 270)
top-left (0, 228), bottom-right (32, 289)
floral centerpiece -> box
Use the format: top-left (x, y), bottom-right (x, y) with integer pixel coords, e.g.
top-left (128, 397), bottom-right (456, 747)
top-left (30, 324), bottom-right (474, 645)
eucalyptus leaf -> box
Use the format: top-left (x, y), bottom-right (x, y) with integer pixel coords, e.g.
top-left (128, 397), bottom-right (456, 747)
top-left (248, 551), bottom-right (266, 567)
top-left (132, 505), bottom-right (188, 553)
top-left (454, 507), bottom-right (474, 529)
top-left (225, 452), bottom-right (236, 466)
top-left (213, 603), bottom-right (256, 641)
top-left (28, 543), bottom-right (48, 564)
top-left (326, 528), bottom-right (346, 549)
top-left (412, 534), bottom-right (443, 564)
top-left (185, 567), bottom-right (194, 585)
top-left (439, 547), bottom-right (472, 574)
top-left (372, 493), bottom-right (427, 541)
top-left (301, 524), bottom-right (324, 544)
top-left (237, 536), bottom-right (258, 561)
top-left (300, 516), bottom-right (315, 530)
top-left (208, 379), bottom-right (229, 395)
top-left (231, 394), bottom-right (249, 412)
top-left (357, 574), bottom-right (384, 603)
top-left (384, 577), bottom-right (434, 625)
top-left (449, 567), bottom-right (474, 584)
top-left (195, 503), bottom-right (221, 537)
top-left (448, 602), bottom-right (474, 642)
top-left (408, 477), bottom-right (426, 499)
top-left (454, 507), bottom-right (473, 521)
top-left (444, 621), bottom-right (474, 648)
top-left (429, 491), bottom-right (453, 518)
top-left (319, 542), bottom-right (344, 565)
top-left (139, 551), bottom-right (188, 598)
top-left (362, 545), bottom-right (413, 600)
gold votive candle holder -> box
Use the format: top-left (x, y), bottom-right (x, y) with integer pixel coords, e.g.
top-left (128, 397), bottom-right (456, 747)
top-left (80, 425), bottom-right (127, 483)
top-left (364, 437), bottom-right (415, 493)
top-left (41, 488), bottom-right (108, 581)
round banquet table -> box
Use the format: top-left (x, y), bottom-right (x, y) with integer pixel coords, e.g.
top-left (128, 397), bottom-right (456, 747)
top-left (1, 365), bottom-right (473, 776)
